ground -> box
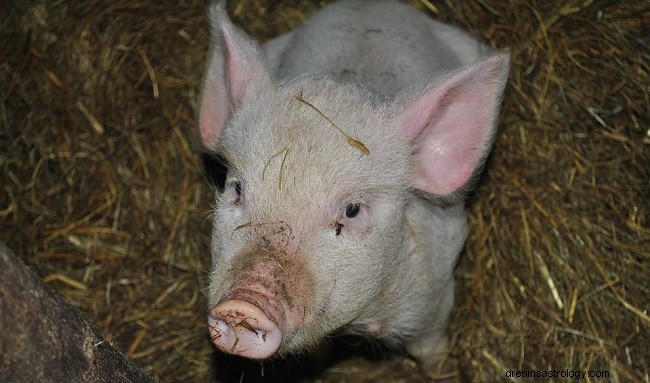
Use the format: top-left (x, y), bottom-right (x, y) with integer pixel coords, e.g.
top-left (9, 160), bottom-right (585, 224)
top-left (1, 1), bottom-right (647, 382)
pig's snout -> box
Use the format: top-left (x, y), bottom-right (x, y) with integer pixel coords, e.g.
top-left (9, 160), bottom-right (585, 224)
top-left (208, 299), bottom-right (282, 359)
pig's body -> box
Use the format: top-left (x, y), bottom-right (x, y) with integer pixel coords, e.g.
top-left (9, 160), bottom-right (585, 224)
top-left (264, 0), bottom-right (490, 93)
top-left (200, 0), bottom-right (509, 375)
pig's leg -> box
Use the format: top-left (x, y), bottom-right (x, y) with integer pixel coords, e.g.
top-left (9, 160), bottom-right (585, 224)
top-left (405, 284), bottom-right (455, 380)
top-left (406, 331), bottom-right (451, 380)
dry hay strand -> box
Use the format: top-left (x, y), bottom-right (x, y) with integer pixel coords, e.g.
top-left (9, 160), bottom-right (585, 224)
top-left (1, 0), bottom-right (647, 382)
top-left (2, 1), bottom-right (213, 381)
top-left (448, 1), bottom-right (648, 382)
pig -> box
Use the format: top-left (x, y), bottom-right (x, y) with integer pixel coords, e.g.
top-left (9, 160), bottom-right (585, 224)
top-left (199, 0), bottom-right (509, 376)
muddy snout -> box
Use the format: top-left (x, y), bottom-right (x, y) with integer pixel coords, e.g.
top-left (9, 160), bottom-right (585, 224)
top-left (208, 225), bottom-right (313, 359)
top-left (209, 298), bottom-right (282, 359)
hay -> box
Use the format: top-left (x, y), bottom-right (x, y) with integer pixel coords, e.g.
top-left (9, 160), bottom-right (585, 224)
top-left (1, 0), bottom-right (647, 382)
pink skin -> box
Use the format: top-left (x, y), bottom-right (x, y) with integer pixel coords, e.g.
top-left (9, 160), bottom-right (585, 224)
top-left (200, 0), bottom-right (509, 373)
top-left (209, 299), bottom-right (282, 359)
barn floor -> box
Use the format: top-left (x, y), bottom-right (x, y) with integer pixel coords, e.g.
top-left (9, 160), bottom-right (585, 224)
top-left (1, 1), bottom-right (647, 382)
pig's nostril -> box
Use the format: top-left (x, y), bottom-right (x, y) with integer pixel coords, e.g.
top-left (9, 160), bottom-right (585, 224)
top-left (257, 329), bottom-right (266, 341)
top-left (208, 299), bottom-right (282, 359)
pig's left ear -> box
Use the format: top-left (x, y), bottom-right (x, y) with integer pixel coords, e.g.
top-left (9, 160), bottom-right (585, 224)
top-left (398, 52), bottom-right (510, 200)
top-left (199, 1), bottom-right (273, 152)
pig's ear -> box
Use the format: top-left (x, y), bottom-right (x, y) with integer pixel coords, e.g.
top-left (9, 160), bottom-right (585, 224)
top-left (199, 1), bottom-right (272, 151)
top-left (398, 52), bottom-right (510, 199)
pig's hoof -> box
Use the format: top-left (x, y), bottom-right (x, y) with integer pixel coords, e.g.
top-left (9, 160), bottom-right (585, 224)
top-left (208, 299), bottom-right (282, 359)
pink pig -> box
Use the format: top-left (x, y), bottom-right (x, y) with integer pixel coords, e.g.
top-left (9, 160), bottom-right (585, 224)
top-left (199, 0), bottom-right (509, 374)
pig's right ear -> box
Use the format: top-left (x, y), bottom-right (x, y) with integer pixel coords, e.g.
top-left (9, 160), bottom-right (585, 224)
top-left (199, 1), bottom-right (272, 151)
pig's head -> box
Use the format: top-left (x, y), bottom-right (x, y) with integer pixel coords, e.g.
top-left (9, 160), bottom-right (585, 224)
top-left (200, 3), bottom-right (509, 360)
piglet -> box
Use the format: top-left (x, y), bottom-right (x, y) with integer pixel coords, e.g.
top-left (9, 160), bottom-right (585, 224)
top-left (199, 0), bottom-right (509, 375)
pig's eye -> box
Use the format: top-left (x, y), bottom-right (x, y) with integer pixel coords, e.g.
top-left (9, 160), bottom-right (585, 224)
top-left (345, 203), bottom-right (360, 218)
top-left (335, 202), bottom-right (366, 236)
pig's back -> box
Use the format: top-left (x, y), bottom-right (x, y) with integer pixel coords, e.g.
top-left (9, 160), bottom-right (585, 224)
top-left (263, 0), bottom-right (490, 95)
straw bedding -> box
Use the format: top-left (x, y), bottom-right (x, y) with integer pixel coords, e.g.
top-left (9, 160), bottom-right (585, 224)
top-left (1, 0), bottom-right (647, 381)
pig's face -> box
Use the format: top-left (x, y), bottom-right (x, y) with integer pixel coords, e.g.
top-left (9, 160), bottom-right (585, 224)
top-left (208, 75), bottom-right (412, 355)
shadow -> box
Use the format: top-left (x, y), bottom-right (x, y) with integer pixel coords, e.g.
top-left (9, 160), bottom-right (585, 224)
top-left (210, 335), bottom-right (409, 383)
top-left (202, 152), bottom-right (229, 192)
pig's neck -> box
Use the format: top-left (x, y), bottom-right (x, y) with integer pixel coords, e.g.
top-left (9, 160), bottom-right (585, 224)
top-left (360, 196), bottom-right (467, 344)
